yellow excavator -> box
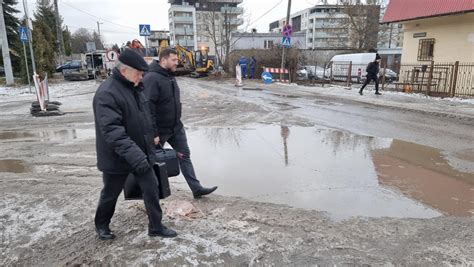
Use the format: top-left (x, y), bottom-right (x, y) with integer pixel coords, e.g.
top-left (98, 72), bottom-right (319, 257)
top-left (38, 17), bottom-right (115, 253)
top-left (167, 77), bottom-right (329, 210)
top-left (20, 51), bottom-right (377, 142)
top-left (174, 44), bottom-right (214, 77)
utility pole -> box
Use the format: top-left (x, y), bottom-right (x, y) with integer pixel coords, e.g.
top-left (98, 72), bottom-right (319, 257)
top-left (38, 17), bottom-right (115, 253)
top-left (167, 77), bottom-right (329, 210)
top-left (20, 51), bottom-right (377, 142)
top-left (53, 0), bottom-right (65, 64)
top-left (22, 0), bottom-right (36, 74)
top-left (97, 22), bottom-right (103, 40)
top-left (97, 21), bottom-right (103, 49)
top-left (0, 1), bottom-right (15, 85)
top-left (280, 0), bottom-right (291, 81)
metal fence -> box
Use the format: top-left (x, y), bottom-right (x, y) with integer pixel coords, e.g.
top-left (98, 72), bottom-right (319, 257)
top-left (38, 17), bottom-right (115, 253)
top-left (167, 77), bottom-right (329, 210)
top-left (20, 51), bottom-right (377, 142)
top-left (303, 61), bottom-right (474, 98)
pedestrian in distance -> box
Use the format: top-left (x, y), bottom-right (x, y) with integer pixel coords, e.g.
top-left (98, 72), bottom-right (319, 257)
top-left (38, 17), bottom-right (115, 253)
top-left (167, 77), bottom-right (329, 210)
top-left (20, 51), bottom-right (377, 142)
top-left (143, 48), bottom-right (218, 199)
top-left (249, 56), bottom-right (257, 79)
top-left (239, 56), bottom-right (247, 79)
top-left (359, 53), bottom-right (382, 96)
top-left (93, 48), bottom-right (177, 240)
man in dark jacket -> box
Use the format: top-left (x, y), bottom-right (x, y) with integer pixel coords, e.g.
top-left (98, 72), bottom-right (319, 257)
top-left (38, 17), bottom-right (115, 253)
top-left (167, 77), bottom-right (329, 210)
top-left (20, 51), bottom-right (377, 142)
top-left (93, 49), bottom-right (177, 240)
top-left (143, 48), bottom-right (218, 199)
top-left (359, 53), bottom-right (382, 95)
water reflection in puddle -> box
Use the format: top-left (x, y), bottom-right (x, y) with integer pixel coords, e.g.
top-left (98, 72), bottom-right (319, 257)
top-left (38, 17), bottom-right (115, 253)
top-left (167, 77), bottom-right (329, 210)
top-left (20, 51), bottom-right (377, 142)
top-left (0, 128), bottom-right (95, 142)
top-left (183, 126), bottom-right (473, 220)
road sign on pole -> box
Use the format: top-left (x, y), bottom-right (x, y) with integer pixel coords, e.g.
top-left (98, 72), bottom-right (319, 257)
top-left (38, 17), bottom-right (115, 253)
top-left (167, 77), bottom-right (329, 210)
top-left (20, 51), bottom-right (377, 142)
top-left (282, 24), bottom-right (292, 37)
top-left (19, 26), bottom-right (28, 42)
top-left (106, 50), bottom-right (118, 61)
top-left (282, 37), bottom-right (291, 48)
top-left (139, 24), bottom-right (151, 36)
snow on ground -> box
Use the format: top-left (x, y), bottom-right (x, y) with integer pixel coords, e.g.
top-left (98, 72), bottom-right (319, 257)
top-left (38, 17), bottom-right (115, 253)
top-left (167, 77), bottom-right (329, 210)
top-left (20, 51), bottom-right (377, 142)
top-left (267, 81), bottom-right (474, 119)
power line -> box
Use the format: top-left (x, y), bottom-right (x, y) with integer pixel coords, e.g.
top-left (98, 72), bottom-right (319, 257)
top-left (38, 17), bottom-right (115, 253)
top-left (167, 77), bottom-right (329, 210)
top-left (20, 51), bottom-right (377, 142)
top-left (248, 0), bottom-right (284, 27)
top-left (67, 25), bottom-right (136, 35)
top-left (60, 1), bottom-right (137, 31)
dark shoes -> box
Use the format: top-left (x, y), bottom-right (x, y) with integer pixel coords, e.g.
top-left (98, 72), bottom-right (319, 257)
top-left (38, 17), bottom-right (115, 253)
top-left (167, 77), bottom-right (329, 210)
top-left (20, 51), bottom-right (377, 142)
top-left (375, 92), bottom-right (382, 95)
top-left (359, 90), bottom-right (363, 95)
top-left (96, 226), bottom-right (115, 240)
top-left (149, 225), bottom-right (178, 238)
top-left (193, 186), bottom-right (218, 199)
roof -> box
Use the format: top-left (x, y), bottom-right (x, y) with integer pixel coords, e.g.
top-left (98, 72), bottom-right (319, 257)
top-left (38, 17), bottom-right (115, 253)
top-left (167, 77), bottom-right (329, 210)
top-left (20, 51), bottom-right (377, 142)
top-left (383, 0), bottom-right (474, 23)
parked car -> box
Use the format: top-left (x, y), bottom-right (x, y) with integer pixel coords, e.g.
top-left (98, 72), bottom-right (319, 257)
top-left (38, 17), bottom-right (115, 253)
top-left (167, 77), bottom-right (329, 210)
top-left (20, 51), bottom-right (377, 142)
top-left (55, 60), bottom-right (82, 73)
top-left (359, 68), bottom-right (398, 83)
top-left (0, 66), bottom-right (4, 75)
top-left (380, 68), bottom-right (398, 82)
top-left (296, 66), bottom-right (326, 80)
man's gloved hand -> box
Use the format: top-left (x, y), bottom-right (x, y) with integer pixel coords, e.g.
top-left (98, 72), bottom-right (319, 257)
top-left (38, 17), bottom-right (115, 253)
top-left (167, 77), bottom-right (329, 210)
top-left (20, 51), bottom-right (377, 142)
top-left (135, 159), bottom-right (151, 174)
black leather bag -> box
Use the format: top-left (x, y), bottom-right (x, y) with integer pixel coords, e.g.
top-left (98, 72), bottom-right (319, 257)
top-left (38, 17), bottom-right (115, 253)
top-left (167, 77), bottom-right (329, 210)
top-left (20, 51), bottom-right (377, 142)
top-left (154, 162), bottom-right (171, 199)
top-left (123, 162), bottom-right (171, 200)
top-left (156, 147), bottom-right (180, 177)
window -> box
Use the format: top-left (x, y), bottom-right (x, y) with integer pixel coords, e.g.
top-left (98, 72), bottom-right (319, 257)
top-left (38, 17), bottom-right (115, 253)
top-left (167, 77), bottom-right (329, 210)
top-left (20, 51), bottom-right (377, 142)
top-left (418, 38), bottom-right (435, 61)
top-left (264, 40), bottom-right (274, 49)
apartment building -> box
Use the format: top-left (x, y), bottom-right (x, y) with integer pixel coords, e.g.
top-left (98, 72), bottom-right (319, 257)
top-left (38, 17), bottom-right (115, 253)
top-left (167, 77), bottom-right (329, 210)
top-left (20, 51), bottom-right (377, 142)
top-left (269, 4), bottom-right (380, 51)
top-left (168, 0), bottom-right (243, 55)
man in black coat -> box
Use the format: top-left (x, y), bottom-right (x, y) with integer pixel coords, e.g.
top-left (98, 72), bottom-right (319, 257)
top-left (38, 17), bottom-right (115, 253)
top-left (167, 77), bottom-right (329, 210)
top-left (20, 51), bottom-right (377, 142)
top-left (143, 48), bottom-right (217, 199)
top-left (93, 49), bottom-right (177, 240)
top-left (359, 53), bottom-right (382, 95)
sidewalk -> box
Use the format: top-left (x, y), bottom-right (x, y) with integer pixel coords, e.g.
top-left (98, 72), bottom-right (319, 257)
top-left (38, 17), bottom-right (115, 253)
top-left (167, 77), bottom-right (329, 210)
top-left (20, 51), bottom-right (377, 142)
top-left (243, 80), bottom-right (474, 121)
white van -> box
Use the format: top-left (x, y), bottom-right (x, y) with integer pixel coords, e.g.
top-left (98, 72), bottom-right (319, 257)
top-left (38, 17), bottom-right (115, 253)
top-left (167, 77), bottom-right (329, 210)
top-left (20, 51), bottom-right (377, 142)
top-left (325, 53), bottom-right (377, 83)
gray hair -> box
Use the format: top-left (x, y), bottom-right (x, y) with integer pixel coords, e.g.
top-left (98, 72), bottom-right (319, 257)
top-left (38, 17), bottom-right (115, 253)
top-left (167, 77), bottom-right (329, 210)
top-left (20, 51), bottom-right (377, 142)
top-left (116, 60), bottom-right (134, 71)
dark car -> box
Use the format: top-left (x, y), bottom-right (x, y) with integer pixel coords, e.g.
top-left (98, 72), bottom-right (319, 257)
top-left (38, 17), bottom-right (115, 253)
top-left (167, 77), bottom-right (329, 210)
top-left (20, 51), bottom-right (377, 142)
top-left (55, 60), bottom-right (82, 73)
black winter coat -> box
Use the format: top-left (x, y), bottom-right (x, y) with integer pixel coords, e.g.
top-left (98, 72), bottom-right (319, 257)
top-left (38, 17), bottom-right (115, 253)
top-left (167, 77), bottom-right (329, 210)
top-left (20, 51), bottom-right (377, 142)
top-left (142, 61), bottom-right (183, 137)
top-left (366, 61), bottom-right (380, 78)
top-left (93, 68), bottom-right (157, 174)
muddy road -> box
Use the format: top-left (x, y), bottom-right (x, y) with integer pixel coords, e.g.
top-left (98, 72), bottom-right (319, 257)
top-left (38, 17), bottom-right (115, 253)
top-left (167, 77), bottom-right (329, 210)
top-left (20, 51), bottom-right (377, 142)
top-left (0, 79), bottom-right (473, 265)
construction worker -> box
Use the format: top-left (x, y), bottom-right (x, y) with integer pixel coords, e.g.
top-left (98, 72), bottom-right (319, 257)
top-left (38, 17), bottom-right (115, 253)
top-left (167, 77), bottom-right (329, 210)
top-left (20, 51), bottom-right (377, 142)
top-left (239, 56), bottom-right (247, 79)
top-left (248, 56), bottom-right (257, 79)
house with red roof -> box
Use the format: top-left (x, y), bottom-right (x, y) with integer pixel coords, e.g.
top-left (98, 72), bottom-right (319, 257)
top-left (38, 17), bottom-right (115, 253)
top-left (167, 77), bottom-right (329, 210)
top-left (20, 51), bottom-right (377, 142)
top-left (383, 0), bottom-right (474, 63)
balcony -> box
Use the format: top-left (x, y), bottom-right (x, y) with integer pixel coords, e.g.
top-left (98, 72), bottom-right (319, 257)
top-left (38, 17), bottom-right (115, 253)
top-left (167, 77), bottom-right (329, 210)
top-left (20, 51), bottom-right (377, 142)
top-left (173, 16), bottom-right (194, 23)
top-left (175, 39), bottom-right (194, 47)
top-left (225, 18), bottom-right (244, 26)
top-left (220, 6), bottom-right (244, 14)
top-left (173, 27), bottom-right (194, 35)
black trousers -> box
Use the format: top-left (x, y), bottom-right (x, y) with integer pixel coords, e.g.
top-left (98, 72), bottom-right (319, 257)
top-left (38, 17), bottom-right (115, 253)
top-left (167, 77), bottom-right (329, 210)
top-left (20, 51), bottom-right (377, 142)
top-left (160, 127), bottom-right (202, 193)
top-left (94, 168), bottom-right (163, 232)
top-left (360, 75), bottom-right (379, 92)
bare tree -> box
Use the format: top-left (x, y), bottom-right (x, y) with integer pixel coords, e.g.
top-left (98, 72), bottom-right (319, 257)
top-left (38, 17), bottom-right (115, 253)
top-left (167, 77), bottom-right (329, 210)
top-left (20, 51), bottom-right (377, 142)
top-left (198, 1), bottom-right (249, 71)
top-left (199, 5), bottom-right (222, 66)
top-left (70, 28), bottom-right (93, 53)
top-left (328, 1), bottom-right (380, 51)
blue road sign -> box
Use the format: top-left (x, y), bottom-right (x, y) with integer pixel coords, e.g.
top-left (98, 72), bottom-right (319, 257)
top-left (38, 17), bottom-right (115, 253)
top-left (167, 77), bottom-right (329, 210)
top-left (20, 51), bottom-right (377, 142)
top-left (282, 37), bottom-right (291, 48)
top-left (261, 71), bottom-right (273, 84)
top-left (19, 26), bottom-right (28, 42)
top-left (139, 24), bottom-right (151, 36)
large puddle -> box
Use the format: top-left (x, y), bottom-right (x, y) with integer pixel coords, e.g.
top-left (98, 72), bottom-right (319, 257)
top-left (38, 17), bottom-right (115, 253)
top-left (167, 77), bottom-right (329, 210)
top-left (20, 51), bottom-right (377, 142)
top-left (0, 159), bottom-right (31, 173)
top-left (0, 128), bottom-right (95, 143)
top-left (182, 126), bottom-right (474, 220)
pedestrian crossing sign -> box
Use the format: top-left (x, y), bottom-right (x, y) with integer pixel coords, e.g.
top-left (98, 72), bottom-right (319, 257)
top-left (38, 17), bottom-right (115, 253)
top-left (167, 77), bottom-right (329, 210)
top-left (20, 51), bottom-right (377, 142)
top-left (139, 24), bottom-right (151, 36)
top-left (282, 37), bottom-right (291, 48)
top-left (19, 26), bottom-right (28, 43)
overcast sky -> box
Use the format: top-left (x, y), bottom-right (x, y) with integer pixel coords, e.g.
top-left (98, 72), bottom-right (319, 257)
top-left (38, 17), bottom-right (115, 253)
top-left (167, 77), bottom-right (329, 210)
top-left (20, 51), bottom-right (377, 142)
top-left (18, 0), bottom-right (334, 46)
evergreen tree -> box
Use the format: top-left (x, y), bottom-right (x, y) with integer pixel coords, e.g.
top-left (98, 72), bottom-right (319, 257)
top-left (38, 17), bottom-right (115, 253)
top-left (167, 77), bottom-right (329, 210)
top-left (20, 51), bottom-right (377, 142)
top-left (1, 0), bottom-right (22, 76)
top-left (31, 0), bottom-right (57, 76)
top-left (62, 26), bottom-right (72, 56)
top-left (32, 19), bottom-right (55, 77)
